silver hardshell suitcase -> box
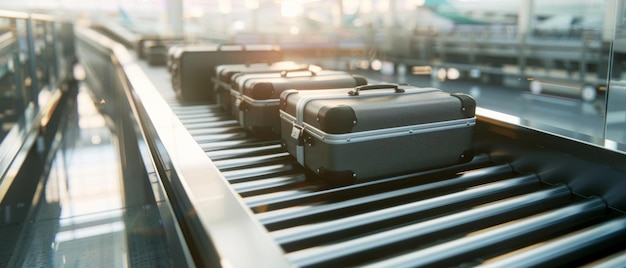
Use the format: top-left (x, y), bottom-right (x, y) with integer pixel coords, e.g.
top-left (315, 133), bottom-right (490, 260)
top-left (279, 84), bottom-right (476, 185)
top-left (232, 70), bottom-right (367, 138)
top-left (212, 61), bottom-right (309, 111)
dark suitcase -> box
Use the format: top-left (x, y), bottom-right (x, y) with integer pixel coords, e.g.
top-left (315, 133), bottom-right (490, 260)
top-left (136, 36), bottom-right (183, 59)
top-left (233, 70), bottom-right (368, 138)
top-left (170, 44), bottom-right (282, 102)
top-left (229, 69), bottom-right (349, 119)
top-left (212, 61), bottom-right (309, 111)
top-left (167, 44), bottom-right (215, 73)
top-left (144, 41), bottom-right (168, 66)
top-left (279, 84), bottom-right (476, 185)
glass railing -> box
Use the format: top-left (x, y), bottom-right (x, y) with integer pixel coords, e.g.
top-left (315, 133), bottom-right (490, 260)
top-left (74, 24), bottom-right (195, 267)
top-left (337, 0), bottom-right (625, 153)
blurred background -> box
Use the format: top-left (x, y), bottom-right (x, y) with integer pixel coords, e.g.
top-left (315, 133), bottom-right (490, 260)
top-left (1, 2), bottom-right (626, 267)
top-left (1, 0), bottom-right (624, 150)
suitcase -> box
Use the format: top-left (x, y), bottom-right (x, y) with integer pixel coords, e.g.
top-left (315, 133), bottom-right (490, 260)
top-left (233, 70), bottom-right (368, 138)
top-left (212, 61), bottom-right (309, 111)
top-left (136, 36), bottom-right (183, 59)
top-left (167, 44), bottom-right (215, 73)
top-left (279, 84), bottom-right (476, 185)
top-left (229, 69), bottom-right (351, 120)
top-left (170, 44), bottom-right (282, 102)
top-left (144, 41), bottom-right (168, 66)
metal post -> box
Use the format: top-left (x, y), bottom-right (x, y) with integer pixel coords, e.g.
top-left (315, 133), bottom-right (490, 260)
top-left (12, 52), bottom-right (25, 113)
top-left (50, 21), bottom-right (60, 86)
top-left (580, 40), bottom-right (588, 82)
top-left (164, 0), bottom-right (184, 36)
top-left (42, 21), bottom-right (52, 88)
top-left (517, 0), bottom-right (533, 39)
top-left (9, 17), bottom-right (26, 111)
top-left (389, 0), bottom-right (397, 28)
top-left (517, 0), bottom-right (533, 79)
top-left (25, 16), bottom-right (39, 104)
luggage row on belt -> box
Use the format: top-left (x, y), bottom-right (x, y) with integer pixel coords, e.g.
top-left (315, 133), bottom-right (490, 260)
top-left (166, 43), bottom-right (476, 185)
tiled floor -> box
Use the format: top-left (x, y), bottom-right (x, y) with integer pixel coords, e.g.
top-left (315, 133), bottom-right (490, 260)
top-left (4, 86), bottom-right (170, 267)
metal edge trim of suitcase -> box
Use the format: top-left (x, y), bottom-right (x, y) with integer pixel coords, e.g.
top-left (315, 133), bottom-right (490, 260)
top-left (289, 87), bottom-right (443, 125)
top-left (279, 110), bottom-right (476, 144)
top-left (242, 95), bottom-right (281, 107)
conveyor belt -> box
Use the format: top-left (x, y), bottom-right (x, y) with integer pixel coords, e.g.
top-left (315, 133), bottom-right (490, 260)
top-left (160, 95), bottom-right (626, 267)
top-left (77, 22), bottom-right (626, 267)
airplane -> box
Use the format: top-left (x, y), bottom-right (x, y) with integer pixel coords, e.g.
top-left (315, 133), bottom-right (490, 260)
top-left (418, 0), bottom-right (607, 31)
top-left (117, 6), bottom-right (161, 35)
top-left (420, 0), bottom-right (520, 25)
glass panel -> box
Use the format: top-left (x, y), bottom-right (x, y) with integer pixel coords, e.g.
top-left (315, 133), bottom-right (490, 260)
top-left (367, 0), bottom-right (613, 146)
top-left (605, 0), bottom-right (626, 151)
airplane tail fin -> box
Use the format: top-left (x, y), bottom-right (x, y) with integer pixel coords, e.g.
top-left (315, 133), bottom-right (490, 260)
top-left (118, 6), bottom-right (133, 26)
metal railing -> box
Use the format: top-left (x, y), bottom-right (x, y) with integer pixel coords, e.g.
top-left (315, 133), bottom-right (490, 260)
top-left (74, 25), bottom-right (286, 267)
top-left (74, 26), bottom-right (197, 266)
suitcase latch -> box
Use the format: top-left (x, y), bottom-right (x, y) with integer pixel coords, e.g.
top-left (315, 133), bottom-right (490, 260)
top-left (235, 97), bottom-right (247, 110)
top-left (290, 123), bottom-right (305, 145)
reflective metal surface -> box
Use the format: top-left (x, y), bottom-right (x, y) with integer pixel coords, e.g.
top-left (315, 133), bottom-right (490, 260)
top-left (5, 88), bottom-right (171, 267)
top-left (365, 197), bottom-right (607, 267)
top-left (479, 216), bottom-right (626, 267)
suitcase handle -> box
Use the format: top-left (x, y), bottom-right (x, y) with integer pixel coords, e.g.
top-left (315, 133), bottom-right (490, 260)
top-left (217, 43), bottom-right (246, 51)
top-left (280, 68), bottom-right (317, 77)
top-left (348, 84), bottom-right (404, 96)
top-left (245, 60), bottom-right (272, 67)
top-left (245, 60), bottom-right (290, 66)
